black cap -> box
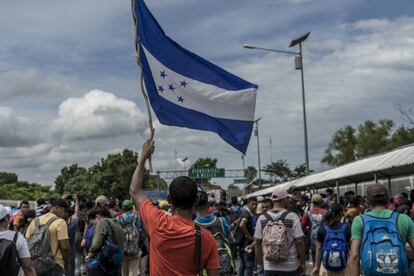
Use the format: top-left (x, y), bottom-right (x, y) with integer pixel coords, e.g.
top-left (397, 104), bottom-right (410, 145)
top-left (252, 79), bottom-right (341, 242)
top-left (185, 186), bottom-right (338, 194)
top-left (52, 199), bottom-right (69, 209)
top-left (367, 184), bottom-right (389, 201)
top-left (287, 186), bottom-right (300, 194)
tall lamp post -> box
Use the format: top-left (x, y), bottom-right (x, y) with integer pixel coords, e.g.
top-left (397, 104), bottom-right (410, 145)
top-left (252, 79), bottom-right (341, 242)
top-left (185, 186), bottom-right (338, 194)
top-left (254, 117), bottom-right (262, 186)
top-left (243, 31), bottom-right (311, 175)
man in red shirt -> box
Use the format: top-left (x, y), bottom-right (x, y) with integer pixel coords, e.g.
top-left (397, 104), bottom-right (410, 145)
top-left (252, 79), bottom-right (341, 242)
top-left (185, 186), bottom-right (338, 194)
top-left (129, 139), bottom-right (220, 276)
top-left (301, 194), bottom-right (326, 265)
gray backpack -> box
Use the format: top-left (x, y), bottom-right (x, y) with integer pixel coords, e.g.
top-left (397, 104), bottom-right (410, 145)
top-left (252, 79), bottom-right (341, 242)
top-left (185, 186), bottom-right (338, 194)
top-left (27, 217), bottom-right (59, 275)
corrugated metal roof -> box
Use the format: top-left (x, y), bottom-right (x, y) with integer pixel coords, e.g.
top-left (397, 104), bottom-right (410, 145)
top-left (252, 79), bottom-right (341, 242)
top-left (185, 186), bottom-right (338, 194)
top-left (247, 144), bottom-right (414, 197)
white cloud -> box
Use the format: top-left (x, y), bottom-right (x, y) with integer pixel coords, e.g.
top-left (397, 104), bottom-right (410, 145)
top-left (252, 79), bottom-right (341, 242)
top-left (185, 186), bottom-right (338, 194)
top-left (0, 107), bottom-right (40, 147)
top-left (50, 90), bottom-right (147, 140)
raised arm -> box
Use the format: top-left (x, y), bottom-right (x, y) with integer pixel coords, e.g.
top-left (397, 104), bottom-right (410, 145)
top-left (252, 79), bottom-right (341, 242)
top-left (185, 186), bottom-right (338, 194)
top-left (130, 139), bottom-right (155, 210)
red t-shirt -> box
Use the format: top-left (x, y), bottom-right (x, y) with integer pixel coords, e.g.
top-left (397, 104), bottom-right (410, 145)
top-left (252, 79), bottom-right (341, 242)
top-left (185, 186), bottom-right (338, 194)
top-left (301, 207), bottom-right (326, 229)
top-left (140, 199), bottom-right (220, 276)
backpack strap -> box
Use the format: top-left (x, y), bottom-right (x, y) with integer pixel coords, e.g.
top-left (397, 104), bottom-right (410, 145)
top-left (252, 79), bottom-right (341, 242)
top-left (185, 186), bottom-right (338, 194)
top-left (12, 231), bottom-right (19, 244)
top-left (104, 219), bottom-right (117, 241)
top-left (263, 211), bottom-right (273, 222)
top-left (195, 223), bottom-right (202, 276)
top-left (45, 216), bottom-right (59, 228)
top-left (34, 217), bottom-right (40, 228)
top-left (279, 211), bottom-right (290, 222)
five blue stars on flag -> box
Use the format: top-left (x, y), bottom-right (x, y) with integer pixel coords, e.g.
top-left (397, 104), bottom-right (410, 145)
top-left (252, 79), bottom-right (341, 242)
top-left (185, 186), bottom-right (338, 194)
top-left (158, 70), bottom-right (186, 104)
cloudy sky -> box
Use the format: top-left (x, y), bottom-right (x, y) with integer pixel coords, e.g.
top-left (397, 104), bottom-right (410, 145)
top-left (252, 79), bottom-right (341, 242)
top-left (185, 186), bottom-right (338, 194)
top-left (1, 0), bottom-right (414, 187)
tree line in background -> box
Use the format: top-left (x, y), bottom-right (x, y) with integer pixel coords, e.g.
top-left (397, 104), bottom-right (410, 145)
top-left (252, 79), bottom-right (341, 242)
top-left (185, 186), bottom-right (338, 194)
top-left (2, 116), bottom-right (414, 201)
top-left (322, 119), bottom-right (414, 167)
top-left (0, 172), bottom-right (59, 201)
top-left (54, 149), bottom-right (167, 200)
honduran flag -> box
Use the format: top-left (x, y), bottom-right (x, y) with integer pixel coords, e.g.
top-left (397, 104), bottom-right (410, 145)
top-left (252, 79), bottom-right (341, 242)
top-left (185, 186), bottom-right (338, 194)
top-left (132, 0), bottom-right (258, 154)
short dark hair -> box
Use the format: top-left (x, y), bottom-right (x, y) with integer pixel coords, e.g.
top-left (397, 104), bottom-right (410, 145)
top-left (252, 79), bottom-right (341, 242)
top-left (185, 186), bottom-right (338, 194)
top-left (195, 191), bottom-right (208, 208)
top-left (247, 197), bottom-right (257, 203)
top-left (37, 198), bottom-right (46, 206)
top-left (326, 188), bottom-right (334, 195)
top-left (261, 198), bottom-right (273, 207)
top-left (169, 176), bottom-right (198, 210)
top-left (108, 199), bottom-right (116, 209)
top-left (231, 196), bottom-right (238, 205)
top-left (89, 206), bottom-right (112, 218)
top-left (20, 200), bottom-right (29, 207)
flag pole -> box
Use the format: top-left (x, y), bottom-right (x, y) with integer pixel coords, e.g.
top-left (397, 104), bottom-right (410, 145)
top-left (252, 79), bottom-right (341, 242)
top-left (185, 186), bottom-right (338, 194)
top-left (132, 0), bottom-right (154, 171)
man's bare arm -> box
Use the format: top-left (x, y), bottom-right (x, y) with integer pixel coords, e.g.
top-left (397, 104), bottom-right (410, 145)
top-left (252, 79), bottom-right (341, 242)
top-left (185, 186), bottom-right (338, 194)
top-left (59, 239), bottom-right (71, 273)
top-left (349, 239), bottom-right (361, 276)
top-left (255, 239), bottom-right (263, 266)
top-left (239, 218), bottom-right (254, 241)
top-left (130, 139), bottom-right (155, 210)
top-left (19, 258), bottom-right (36, 276)
top-left (295, 237), bottom-right (306, 276)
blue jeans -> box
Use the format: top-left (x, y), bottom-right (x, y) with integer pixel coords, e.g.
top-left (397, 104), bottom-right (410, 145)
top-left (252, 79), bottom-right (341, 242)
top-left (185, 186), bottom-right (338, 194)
top-left (237, 249), bottom-right (255, 276)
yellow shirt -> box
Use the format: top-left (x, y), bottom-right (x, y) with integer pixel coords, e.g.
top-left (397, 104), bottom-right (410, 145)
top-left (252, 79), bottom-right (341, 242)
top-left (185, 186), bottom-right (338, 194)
top-left (25, 212), bottom-right (69, 269)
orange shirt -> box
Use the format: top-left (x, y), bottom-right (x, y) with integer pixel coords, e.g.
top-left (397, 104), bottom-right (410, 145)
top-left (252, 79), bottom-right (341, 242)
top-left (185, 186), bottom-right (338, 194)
top-left (140, 199), bottom-right (220, 276)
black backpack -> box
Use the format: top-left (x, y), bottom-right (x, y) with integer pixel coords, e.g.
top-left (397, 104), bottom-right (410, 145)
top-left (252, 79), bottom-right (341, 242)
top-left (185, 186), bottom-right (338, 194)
top-left (0, 232), bottom-right (20, 276)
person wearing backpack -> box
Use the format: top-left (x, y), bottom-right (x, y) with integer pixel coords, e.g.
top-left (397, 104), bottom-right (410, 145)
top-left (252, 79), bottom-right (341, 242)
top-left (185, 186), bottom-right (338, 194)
top-left (117, 199), bottom-right (142, 276)
top-left (349, 184), bottom-right (414, 276)
top-left (254, 187), bottom-right (306, 276)
top-left (129, 139), bottom-right (220, 276)
top-left (195, 191), bottom-right (234, 276)
top-left (85, 206), bottom-right (125, 276)
top-left (301, 194), bottom-right (326, 265)
top-left (0, 205), bottom-right (36, 276)
top-left (312, 203), bottom-right (351, 276)
top-left (237, 196), bottom-right (258, 276)
top-left (25, 199), bottom-right (71, 276)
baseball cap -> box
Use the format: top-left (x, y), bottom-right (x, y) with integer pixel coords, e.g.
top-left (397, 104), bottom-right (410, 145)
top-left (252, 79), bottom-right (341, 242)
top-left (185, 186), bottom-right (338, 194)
top-left (122, 200), bottom-right (133, 210)
top-left (95, 195), bottom-right (109, 207)
top-left (257, 196), bottom-right (264, 202)
top-left (52, 199), bottom-right (69, 209)
top-left (367, 184), bottom-right (389, 201)
top-left (311, 194), bottom-right (323, 203)
top-left (271, 187), bottom-right (288, 202)
top-left (159, 200), bottom-right (170, 209)
top-left (0, 205), bottom-right (10, 220)
top-left (287, 186), bottom-right (300, 194)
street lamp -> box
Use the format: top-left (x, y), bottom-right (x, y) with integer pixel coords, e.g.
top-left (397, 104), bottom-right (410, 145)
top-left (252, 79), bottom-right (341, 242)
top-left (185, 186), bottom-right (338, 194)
top-left (243, 31), bottom-right (311, 175)
top-left (181, 157), bottom-right (188, 170)
top-left (254, 117), bottom-right (262, 186)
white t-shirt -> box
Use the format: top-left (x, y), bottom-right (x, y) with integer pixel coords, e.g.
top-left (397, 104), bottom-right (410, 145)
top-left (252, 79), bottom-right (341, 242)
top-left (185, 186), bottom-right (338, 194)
top-left (254, 209), bottom-right (304, 272)
top-left (0, 230), bottom-right (31, 258)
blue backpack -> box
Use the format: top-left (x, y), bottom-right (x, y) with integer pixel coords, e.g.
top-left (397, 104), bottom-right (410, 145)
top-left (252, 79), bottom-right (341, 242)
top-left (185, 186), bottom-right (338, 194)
top-left (321, 224), bottom-right (348, 272)
top-left (360, 212), bottom-right (408, 276)
top-left (85, 223), bottom-right (96, 250)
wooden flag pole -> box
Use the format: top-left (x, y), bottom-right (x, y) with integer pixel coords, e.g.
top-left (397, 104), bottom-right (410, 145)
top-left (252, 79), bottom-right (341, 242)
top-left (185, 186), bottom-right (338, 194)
top-left (132, 0), bottom-right (154, 171)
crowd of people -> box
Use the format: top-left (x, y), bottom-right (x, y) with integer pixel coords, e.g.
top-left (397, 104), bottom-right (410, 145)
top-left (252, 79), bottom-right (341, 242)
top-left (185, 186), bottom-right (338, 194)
top-left (1, 138), bottom-right (414, 276)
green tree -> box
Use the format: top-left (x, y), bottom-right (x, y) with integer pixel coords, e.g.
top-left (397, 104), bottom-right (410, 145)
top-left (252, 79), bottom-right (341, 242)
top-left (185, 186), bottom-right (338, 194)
top-left (322, 126), bottom-right (357, 166)
top-left (244, 166), bottom-right (257, 182)
top-left (263, 160), bottom-right (292, 182)
top-left (191, 158), bottom-right (217, 169)
top-left (291, 164), bottom-right (311, 178)
top-left (322, 119), bottom-right (414, 167)
top-left (0, 172), bottom-right (18, 184)
top-left (54, 149), bottom-right (167, 199)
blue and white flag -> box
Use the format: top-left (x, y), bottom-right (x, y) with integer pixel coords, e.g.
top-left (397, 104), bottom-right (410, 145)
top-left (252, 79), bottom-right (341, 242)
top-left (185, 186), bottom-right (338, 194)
top-left (133, 0), bottom-right (258, 154)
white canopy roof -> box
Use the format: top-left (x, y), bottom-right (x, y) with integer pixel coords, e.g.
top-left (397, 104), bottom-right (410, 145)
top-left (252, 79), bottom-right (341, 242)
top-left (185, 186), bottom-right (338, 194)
top-left (248, 144), bottom-right (414, 197)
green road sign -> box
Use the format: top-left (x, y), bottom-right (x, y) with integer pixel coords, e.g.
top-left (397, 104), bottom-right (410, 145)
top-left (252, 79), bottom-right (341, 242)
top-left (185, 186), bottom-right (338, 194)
top-left (233, 178), bottom-right (247, 184)
top-left (188, 168), bottom-right (225, 178)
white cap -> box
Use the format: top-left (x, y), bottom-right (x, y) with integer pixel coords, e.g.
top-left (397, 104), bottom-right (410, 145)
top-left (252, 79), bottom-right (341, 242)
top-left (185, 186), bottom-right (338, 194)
top-left (0, 205), bottom-right (11, 220)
